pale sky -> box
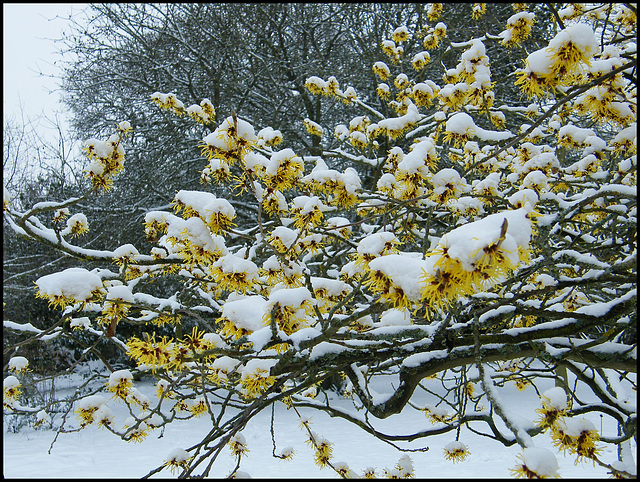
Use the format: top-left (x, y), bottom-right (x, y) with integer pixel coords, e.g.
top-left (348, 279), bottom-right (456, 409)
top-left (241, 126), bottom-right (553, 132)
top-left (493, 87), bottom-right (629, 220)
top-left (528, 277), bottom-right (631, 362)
top-left (3, 3), bottom-right (87, 129)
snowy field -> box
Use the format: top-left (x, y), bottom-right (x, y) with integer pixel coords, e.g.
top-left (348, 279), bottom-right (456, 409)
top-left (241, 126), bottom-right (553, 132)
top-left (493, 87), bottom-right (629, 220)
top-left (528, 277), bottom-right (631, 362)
top-left (3, 362), bottom-right (632, 478)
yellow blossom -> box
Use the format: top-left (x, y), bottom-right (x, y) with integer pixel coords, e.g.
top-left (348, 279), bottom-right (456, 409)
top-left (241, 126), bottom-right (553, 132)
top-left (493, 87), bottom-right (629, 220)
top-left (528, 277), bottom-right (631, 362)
top-left (362, 467), bottom-right (377, 478)
top-left (228, 432), bottom-right (250, 456)
top-left (188, 397), bottom-right (208, 417)
top-left (241, 369), bottom-right (276, 398)
top-left (423, 33), bottom-right (441, 50)
top-left (307, 432), bottom-right (333, 468)
top-left (423, 403), bottom-right (457, 424)
top-left (156, 379), bottom-right (174, 399)
top-left (303, 118), bottom-right (323, 137)
top-left (372, 61), bottom-right (391, 80)
top-left (126, 333), bottom-right (173, 371)
top-left (241, 359), bottom-right (278, 398)
top-left (552, 418), bottom-right (603, 463)
top-left (63, 213), bottom-right (90, 237)
top-left (411, 51), bottom-right (430, 71)
top-left (535, 387), bottom-right (569, 432)
top-left (443, 441), bottom-right (470, 463)
top-left (511, 448), bottom-right (560, 478)
top-left (377, 82), bottom-right (391, 100)
top-left (106, 369), bottom-right (134, 401)
top-left (3, 376), bottom-right (21, 408)
top-left (502, 11), bottom-right (535, 47)
top-left (427, 3), bottom-right (443, 21)
top-left (164, 448), bottom-right (192, 475)
top-left (8, 357), bottom-right (30, 375)
top-left (35, 268), bottom-right (105, 310)
top-left (471, 3), bottom-right (486, 19)
top-left (125, 422), bottom-right (150, 443)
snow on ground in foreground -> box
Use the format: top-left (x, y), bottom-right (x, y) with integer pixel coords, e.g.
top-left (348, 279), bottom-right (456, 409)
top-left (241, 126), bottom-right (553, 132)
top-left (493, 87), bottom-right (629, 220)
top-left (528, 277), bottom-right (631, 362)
top-left (3, 369), bottom-right (628, 478)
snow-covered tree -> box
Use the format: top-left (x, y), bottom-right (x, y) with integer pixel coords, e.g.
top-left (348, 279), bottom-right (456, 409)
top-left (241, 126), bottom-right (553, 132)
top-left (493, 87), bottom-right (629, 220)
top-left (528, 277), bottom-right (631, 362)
top-left (3, 112), bottom-right (91, 374)
top-left (58, 4), bottom-right (422, 247)
top-left (4, 3), bottom-right (636, 478)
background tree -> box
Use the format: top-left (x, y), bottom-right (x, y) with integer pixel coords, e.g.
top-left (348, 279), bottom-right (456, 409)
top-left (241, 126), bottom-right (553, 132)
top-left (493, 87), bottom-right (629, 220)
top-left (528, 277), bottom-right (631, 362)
top-left (4, 3), bottom-right (637, 479)
top-left (58, 5), bottom-right (408, 236)
top-left (3, 112), bottom-right (99, 374)
top-left (60, 4), bottom-right (518, 242)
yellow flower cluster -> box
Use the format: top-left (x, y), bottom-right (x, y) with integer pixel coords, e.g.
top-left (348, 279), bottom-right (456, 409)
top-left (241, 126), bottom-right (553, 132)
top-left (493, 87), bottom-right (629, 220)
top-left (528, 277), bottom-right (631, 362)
top-left (510, 448), bottom-right (560, 478)
top-left (209, 255), bottom-right (260, 295)
top-left (62, 213), bottom-right (90, 238)
top-left (181, 327), bottom-right (216, 357)
top-left (241, 366), bottom-right (276, 399)
top-left (421, 21), bottom-right (447, 50)
top-left (427, 3), bottom-right (443, 21)
top-left (303, 165), bottom-right (361, 209)
top-left (392, 26), bottom-right (410, 43)
top-left (353, 231), bottom-right (399, 270)
top-left (35, 267), bottom-right (105, 310)
top-left (199, 114), bottom-right (257, 168)
top-left (82, 122), bottom-right (131, 192)
top-left (261, 256), bottom-right (304, 289)
top-left (471, 3), bottom-right (486, 19)
top-left (365, 254), bottom-right (425, 310)
top-left (381, 39), bottom-right (403, 64)
top-left (126, 328), bottom-right (218, 374)
top-left (3, 187), bottom-right (11, 212)
top-left (411, 51), bottom-right (431, 71)
top-left (172, 190), bottom-right (237, 235)
top-left (423, 404), bottom-right (457, 424)
top-left (535, 390), bottom-right (567, 432)
top-left (3, 376), bottom-right (21, 409)
top-left (157, 213), bottom-right (227, 269)
top-left (262, 148), bottom-right (305, 192)
top-left (124, 420), bottom-right (151, 443)
top-left (612, 5), bottom-right (636, 34)
top-left (307, 432), bottom-right (334, 468)
top-left (532, 388), bottom-right (603, 466)
top-left (151, 92), bottom-right (186, 116)
top-left (106, 369), bottom-right (134, 401)
top-left (576, 68), bottom-right (636, 126)
top-left (219, 317), bottom-right (251, 341)
top-left (443, 441), bottom-right (470, 463)
top-left (8, 357), bottom-right (30, 375)
top-left (515, 24), bottom-right (598, 98)
top-left (257, 126), bottom-right (283, 148)
top-left (394, 142), bottom-right (438, 200)
top-left (304, 75), bottom-right (341, 98)
top-left (187, 397), bottom-right (208, 417)
top-left (186, 98), bottom-right (216, 125)
top-left (126, 334), bottom-right (173, 371)
top-left (501, 11), bottom-right (535, 47)
top-left (99, 297), bottom-right (130, 332)
top-left (372, 61), bottom-right (391, 80)
top-left (228, 432), bottom-right (250, 457)
top-left (290, 195), bottom-right (326, 233)
top-left (149, 312), bottom-right (182, 327)
top-left (377, 82), bottom-right (391, 100)
top-left (74, 394), bottom-right (113, 428)
top-left (305, 76), bottom-right (328, 96)
top-left (303, 118), bottom-right (323, 137)
top-left (263, 286), bottom-right (314, 336)
top-left (163, 448), bottom-right (192, 475)
top-left (201, 158), bottom-right (231, 185)
top-left (552, 419), bottom-right (603, 464)
top-left (311, 277), bottom-right (352, 314)
top-left (419, 213), bottom-right (533, 318)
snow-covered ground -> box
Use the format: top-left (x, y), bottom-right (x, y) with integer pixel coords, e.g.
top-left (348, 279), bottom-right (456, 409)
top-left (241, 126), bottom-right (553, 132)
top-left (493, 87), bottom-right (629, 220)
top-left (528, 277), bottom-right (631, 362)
top-left (3, 362), bottom-right (632, 478)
